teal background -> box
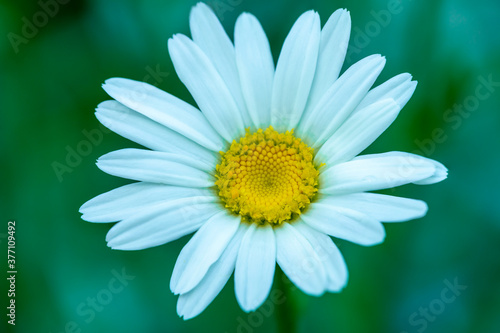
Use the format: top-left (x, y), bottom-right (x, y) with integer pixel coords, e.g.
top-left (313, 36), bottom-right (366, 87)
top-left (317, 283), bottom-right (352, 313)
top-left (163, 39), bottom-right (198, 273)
top-left (1, 0), bottom-right (500, 332)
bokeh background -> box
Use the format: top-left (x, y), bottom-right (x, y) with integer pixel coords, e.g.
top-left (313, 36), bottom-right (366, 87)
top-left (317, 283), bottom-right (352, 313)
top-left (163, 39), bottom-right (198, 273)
top-left (1, 0), bottom-right (499, 332)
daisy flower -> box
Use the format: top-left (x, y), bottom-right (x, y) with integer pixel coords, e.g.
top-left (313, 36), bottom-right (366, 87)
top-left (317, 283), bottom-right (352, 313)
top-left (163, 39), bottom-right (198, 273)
top-left (80, 3), bottom-right (447, 319)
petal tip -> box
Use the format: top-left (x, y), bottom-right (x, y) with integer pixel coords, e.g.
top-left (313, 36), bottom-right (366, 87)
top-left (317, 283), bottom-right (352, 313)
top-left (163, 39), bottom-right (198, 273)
top-left (420, 200), bottom-right (429, 217)
top-left (176, 304), bottom-right (197, 321)
top-left (336, 8), bottom-right (351, 19)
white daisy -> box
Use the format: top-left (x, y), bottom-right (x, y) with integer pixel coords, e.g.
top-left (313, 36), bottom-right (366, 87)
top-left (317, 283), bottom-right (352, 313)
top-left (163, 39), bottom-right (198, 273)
top-left (80, 3), bottom-right (447, 319)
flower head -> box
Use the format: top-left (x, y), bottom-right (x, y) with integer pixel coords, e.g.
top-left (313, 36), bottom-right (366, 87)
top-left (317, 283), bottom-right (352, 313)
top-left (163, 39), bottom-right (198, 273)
top-left (80, 3), bottom-right (447, 319)
top-left (216, 126), bottom-right (320, 225)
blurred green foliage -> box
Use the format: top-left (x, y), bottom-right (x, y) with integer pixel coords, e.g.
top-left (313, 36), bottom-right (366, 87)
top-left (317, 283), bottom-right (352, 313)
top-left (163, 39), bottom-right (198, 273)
top-left (1, 0), bottom-right (499, 332)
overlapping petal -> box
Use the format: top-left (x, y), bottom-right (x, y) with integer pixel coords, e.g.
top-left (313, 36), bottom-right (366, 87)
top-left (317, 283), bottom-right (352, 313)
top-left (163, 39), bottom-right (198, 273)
top-left (168, 34), bottom-right (245, 142)
top-left (305, 9), bottom-right (351, 113)
top-left (80, 183), bottom-right (213, 223)
top-left (102, 78), bottom-right (224, 151)
top-left (189, 3), bottom-right (252, 128)
top-left (105, 196), bottom-right (221, 250)
top-left (235, 13), bottom-right (274, 129)
top-left (314, 99), bottom-right (400, 165)
top-left (170, 210), bottom-right (240, 295)
top-left (235, 224), bottom-right (276, 311)
top-left (319, 152), bottom-right (442, 195)
top-left (319, 193), bottom-right (428, 222)
top-left (176, 224), bottom-right (248, 320)
top-left (293, 222), bottom-right (348, 291)
top-left (355, 73), bottom-right (417, 112)
top-left (97, 148), bottom-right (214, 186)
top-left (96, 101), bottom-right (217, 165)
top-left (300, 204), bottom-right (385, 246)
top-left (276, 222), bottom-right (327, 295)
top-left (271, 10), bottom-right (321, 132)
top-left (297, 54), bottom-right (386, 147)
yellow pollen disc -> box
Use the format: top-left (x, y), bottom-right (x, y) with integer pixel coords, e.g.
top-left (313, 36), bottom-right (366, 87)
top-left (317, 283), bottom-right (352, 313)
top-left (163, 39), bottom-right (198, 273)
top-left (215, 126), bottom-right (321, 226)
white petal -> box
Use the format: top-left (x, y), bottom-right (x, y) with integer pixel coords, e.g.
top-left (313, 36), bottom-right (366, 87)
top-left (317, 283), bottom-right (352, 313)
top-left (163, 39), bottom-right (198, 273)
top-left (413, 158), bottom-right (448, 185)
top-left (190, 3), bottom-right (252, 128)
top-left (353, 152), bottom-right (448, 185)
top-left (319, 193), bottom-right (428, 222)
top-left (80, 182), bottom-right (213, 223)
top-left (293, 222), bottom-right (348, 292)
top-left (177, 223), bottom-right (248, 320)
top-left (168, 34), bottom-right (245, 142)
top-left (235, 13), bottom-right (274, 129)
top-left (355, 73), bottom-right (417, 111)
top-left (271, 11), bottom-right (321, 132)
top-left (300, 204), bottom-right (385, 246)
top-left (275, 222), bottom-right (326, 296)
top-left (170, 210), bottom-right (240, 295)
top-left (319, 152), bottom-right (437, 195)
top-left (235, 224), bottom-right (276, 312)
top-left (106, 196), bottom-right (221, 250)
top-left (306, 9), bottom-right (351, 112)
top-left (97, 148), bottom-right (214, 187)
top-left (102, 78), bottom-right (224, 151)
top-left (297, 55), bottom-right (386, 148)
top-left (96, 101), bottom-right (216, 165)
top-left (314, 99), bottom-right (399, 165)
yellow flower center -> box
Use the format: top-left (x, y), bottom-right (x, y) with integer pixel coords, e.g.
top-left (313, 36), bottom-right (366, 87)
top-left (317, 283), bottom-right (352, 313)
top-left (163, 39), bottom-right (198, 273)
top-left (215, 126), bottom-right (320, 226)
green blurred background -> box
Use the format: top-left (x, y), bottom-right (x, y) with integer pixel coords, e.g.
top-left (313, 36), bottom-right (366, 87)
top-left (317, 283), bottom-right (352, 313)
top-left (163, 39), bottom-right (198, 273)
top-left (1, 0), bottom-right (499, 332)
